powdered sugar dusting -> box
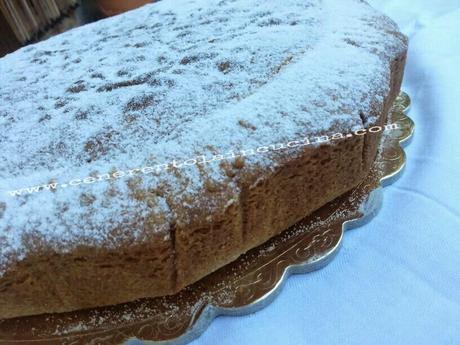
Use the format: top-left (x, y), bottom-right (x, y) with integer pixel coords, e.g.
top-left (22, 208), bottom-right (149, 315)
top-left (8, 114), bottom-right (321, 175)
top-left (0, 0), bottom-right (407, 275)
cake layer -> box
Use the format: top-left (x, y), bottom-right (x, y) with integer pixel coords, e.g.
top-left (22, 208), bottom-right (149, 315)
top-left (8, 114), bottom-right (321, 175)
top-left (0, 0), bottom-right (407, 318)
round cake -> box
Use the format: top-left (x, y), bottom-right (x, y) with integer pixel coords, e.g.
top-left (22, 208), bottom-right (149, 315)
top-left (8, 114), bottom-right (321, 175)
top-left (0, 0), bottom-right (407, 319)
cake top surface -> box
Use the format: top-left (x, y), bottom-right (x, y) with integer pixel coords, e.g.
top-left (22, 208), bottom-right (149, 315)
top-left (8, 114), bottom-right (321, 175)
top-left (0, 0), bottom-right (407, 274)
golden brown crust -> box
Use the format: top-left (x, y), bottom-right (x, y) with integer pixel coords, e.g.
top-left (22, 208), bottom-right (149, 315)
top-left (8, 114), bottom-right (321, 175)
top-left (0, 233), bottom-right (174, 319)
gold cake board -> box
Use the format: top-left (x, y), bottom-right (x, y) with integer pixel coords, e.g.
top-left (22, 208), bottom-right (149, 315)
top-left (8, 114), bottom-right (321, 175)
top-left (0, 93), bottom-right (413, 345)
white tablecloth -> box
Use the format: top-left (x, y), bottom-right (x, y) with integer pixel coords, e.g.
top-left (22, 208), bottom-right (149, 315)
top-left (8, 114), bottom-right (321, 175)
top-left (135, 1), bottom-right (460, 344)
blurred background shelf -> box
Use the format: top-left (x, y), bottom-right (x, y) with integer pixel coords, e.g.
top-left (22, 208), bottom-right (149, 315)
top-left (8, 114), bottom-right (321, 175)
top-left (0, 0), bottom-right (152, 58)
top-left (0, 0), bottom-right (80, 44)
top-left (0, 0), bottom-right (104, 57)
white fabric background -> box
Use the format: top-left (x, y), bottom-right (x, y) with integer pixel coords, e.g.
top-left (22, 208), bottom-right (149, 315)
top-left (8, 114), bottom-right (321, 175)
top-left (134, 1), bottom-right (460, 344)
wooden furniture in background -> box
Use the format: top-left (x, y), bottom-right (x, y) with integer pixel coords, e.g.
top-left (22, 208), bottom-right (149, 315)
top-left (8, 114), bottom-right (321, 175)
top-left (0, 0), bottom-right (79, 44)
top-left (0, 9), bottom-right (20, 57)
top-left (0, 0), bottom-right (105, 57)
